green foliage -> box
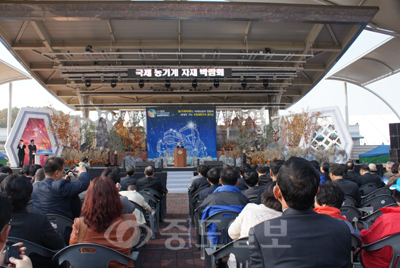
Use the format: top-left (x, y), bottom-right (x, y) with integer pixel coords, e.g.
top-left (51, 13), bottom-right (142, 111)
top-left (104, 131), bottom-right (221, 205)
top-left (0, 107), bottom-right (19, 128)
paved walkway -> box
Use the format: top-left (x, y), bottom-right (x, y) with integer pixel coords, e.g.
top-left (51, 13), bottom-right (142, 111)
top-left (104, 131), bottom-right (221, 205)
top-left (140, 193), bottom-right (205, 268)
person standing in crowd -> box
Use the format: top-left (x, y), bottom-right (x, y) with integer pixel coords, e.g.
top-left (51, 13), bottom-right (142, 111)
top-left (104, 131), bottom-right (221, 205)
top-left (28, 140), bottom-right (37, 165)
top-left (17, 140), bottom-right (26, 168)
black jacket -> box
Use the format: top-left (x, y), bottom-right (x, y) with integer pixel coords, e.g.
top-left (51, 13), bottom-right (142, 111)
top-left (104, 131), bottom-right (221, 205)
top-left (188, 176), bottom-right (210, 196)
top-left (9, 210), bottom-right (65, 250)
top-left (335, 178), bottom-right (361, 205)
top-left (120, 175), bottom-right (138, 191)
top-left (136, 176), bottom-right (167, 195)
top-left (236, 177), bottom-right (249, 191)
top-left (241, 186), bottom-right (262, 203)
top-left (343, 170), bottom-right (360, 183)
top-left (195, 184), bottom-right (219, 208)
top-left (258, 174), bottom-right (272, 187)
top-left (249, 208), bottom-right (351, 268)
top-left (356, 172), bottom-right (385, 188)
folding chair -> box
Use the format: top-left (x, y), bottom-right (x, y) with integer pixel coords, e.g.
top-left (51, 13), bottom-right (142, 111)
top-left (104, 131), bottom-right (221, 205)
top-left (362, 233), bottom-right (400, 268)
top-left (7, 236), bottom-right (59, 268)
top-left (200, 211), bottom-right (239, 260)
top-left (340, 206), bottom-right (362, 227)
top-left (46, 214), bottom-right (74, 237)
top-left (343, 196), bottom-right (357, 207)
top-left (358, 203), bottom-right (399, 229)
top-left (358, 194), bottom-right (397, 212)
top-left (205, 237), bottom-right (249, 268)
top-left (139, 192), bottom-right (160, 234)
top-left (361, 187), bottom-right (392, 203)
top-left (53, 243), bottom-right (140, 268)
top-left (129, 200), bottom-right (156, 239)
top-left (359, 183), bottom-right (378, 197)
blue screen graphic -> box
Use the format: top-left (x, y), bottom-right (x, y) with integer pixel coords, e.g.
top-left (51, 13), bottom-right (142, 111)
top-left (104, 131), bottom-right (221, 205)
top-left (146, 107), bottom-right (217, 162)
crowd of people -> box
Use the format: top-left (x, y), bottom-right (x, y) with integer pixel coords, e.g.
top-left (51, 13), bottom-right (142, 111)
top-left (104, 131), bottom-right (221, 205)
top-left (189, 159), bottom-right (400, 268)
top-left (0, 156), bottom-right (399, 267)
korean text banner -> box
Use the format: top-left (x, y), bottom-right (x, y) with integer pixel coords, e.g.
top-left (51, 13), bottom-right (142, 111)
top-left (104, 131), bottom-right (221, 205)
top-left (146, 107), bottom-right (217, 162)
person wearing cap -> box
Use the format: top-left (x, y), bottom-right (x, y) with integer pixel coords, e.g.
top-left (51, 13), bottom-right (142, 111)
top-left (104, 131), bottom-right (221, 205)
top-left (383, 161), bottom-right (394, 178)
top-left (360, 179), bottom-right (400, 268)
top-left (368, 163), bottom-right (380, 176)
top-left (356, 163), bottom-right (385, 188)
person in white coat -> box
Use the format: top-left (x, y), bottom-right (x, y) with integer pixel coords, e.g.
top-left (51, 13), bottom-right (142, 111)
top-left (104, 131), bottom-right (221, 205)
top-left (227, 182), bottom-right (282, 268)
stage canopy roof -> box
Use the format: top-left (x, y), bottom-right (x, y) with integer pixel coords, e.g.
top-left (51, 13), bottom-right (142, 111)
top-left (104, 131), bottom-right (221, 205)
top-left (0, 58), bottom-right (30, 85)
top-left (0, 0), bottom-right (395, 113)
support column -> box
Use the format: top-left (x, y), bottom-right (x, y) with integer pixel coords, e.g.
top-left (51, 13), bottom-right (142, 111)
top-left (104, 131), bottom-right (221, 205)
top-left (344, 82), bottom-right (349, 130)
top-left (7, 82), bottom-right (12, 135)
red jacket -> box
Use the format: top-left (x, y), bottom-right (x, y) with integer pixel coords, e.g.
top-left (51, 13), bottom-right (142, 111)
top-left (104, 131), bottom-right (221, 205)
top-left (314, 206), bottom-right (348, 221)
top-left (361, 206), bottom-right (400, 268)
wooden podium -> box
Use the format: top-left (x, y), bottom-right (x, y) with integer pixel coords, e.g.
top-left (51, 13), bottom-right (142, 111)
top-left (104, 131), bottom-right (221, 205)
top-left (174, 148), bottom-right (187, 167)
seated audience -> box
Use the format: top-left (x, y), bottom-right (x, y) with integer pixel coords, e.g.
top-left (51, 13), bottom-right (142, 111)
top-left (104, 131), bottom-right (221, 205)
top-left (120, 185), bottom-right (153, 224)
top-left (256, 160), bottom-right (283, 203)
top-left (0, 166), bottom-right (13, 183)
top-left (196, 168), bottom-right (221, 207)
top-left (250, 163), bottom-right (258, 171)
top-left (0, 193), bottom-right (33, 268)
top-left (319, 161), bottom-right (331, 182)
top-left (383, 161), bottom-right (394, 178)
top-left (20, 165), bottom-right (31, 178)
top-left (330, 163), bottom-right (361, 205)
top-left (368, 163), bottom-right (379, 176)
top-left (69, 176), bottom-right (136, 268)
top-left (256, 166), bottom-right (271, 187)
top-left (360, 179), bottom-right (400, 268)
top-left (241, 170), bottom-right (261, 203)
top-left (198, 166), bottom-right (248, 245)
top-left (32, 157), bottom-right (90, 219)
top-left (249, 157), bottom-right (351, 268)
top-left (386, 163), bottom-right (399, 187)
top-left (343, 161), bottom-right (359, 183)
top-left (34, 168), bottom-right (45, 182)
top-left (102, 167), bottom-right (135, 214)
top-left (314, 181), bottom-right (360, 238)
top-left (1, 175), bottom-right (65, 267)
top-left (357, 164), bottom-right (385, 188)
top-left (187, 166), bottom-right (203, 190)
top-left (188, 165), bottom-right (210, 196)
top-left (29, 164), bottom-right (42, 183)
top-left (310, 160), bottom-right (326, 184)
top-left (236, 165), bottom-right (250, 191)
top-left (120, 165), bottom-right (137, 191)
top-left (136, 166), bottom-right (168, 196)
top-left (228, 182), bottom-right (282, 268)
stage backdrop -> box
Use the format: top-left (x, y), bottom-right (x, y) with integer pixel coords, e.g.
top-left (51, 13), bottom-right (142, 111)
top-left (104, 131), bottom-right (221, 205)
top-left (146, 107), bottom-right (217, 163)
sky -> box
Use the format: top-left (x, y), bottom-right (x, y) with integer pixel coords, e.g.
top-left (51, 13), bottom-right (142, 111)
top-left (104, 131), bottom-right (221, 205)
top-left (0, 30), bottom-right (398, 145)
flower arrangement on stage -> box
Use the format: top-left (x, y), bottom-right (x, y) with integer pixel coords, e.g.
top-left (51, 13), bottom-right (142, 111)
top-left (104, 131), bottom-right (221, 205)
top-left (61, 147), bottom-right (109, 167)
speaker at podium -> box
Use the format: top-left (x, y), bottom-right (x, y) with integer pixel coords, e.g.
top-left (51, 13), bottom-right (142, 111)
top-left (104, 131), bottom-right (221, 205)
top-left (174, 148), bottom-right (187, 167)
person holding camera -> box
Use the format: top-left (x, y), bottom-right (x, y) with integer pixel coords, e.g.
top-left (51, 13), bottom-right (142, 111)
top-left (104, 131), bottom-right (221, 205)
top-left (32, 157), bottom-right (91, 220)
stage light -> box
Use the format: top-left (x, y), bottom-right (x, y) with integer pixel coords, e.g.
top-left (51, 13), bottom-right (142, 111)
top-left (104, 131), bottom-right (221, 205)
top-left (241, 79), bottom-right (247, 89)
top-left (139, 80), bottom-right (144, 88)
top-left (85, 45), bottom-right (93, 52)
top-left (213, 79), bottom-right (219, 88)
top-left (265, 47), bottom-right (272, 54)
top-left (165, 80), bottom-right (171, 88)
top-left (101, 76), bottom-right (105, 83)
top-left (192, 79), bottom-right (198, 89)
top-left (263, 79), bottom-right (269, 89)
top-left (84, 79), bottom-right (91, 87)
top-left (111, 80), bottom-right (117, 88)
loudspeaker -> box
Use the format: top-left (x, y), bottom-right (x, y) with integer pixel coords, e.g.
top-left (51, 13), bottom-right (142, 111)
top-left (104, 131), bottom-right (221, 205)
top-left (389, 123), bottom-right (400, 149)
top-left (390, 149), bottom-right (400, 163)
